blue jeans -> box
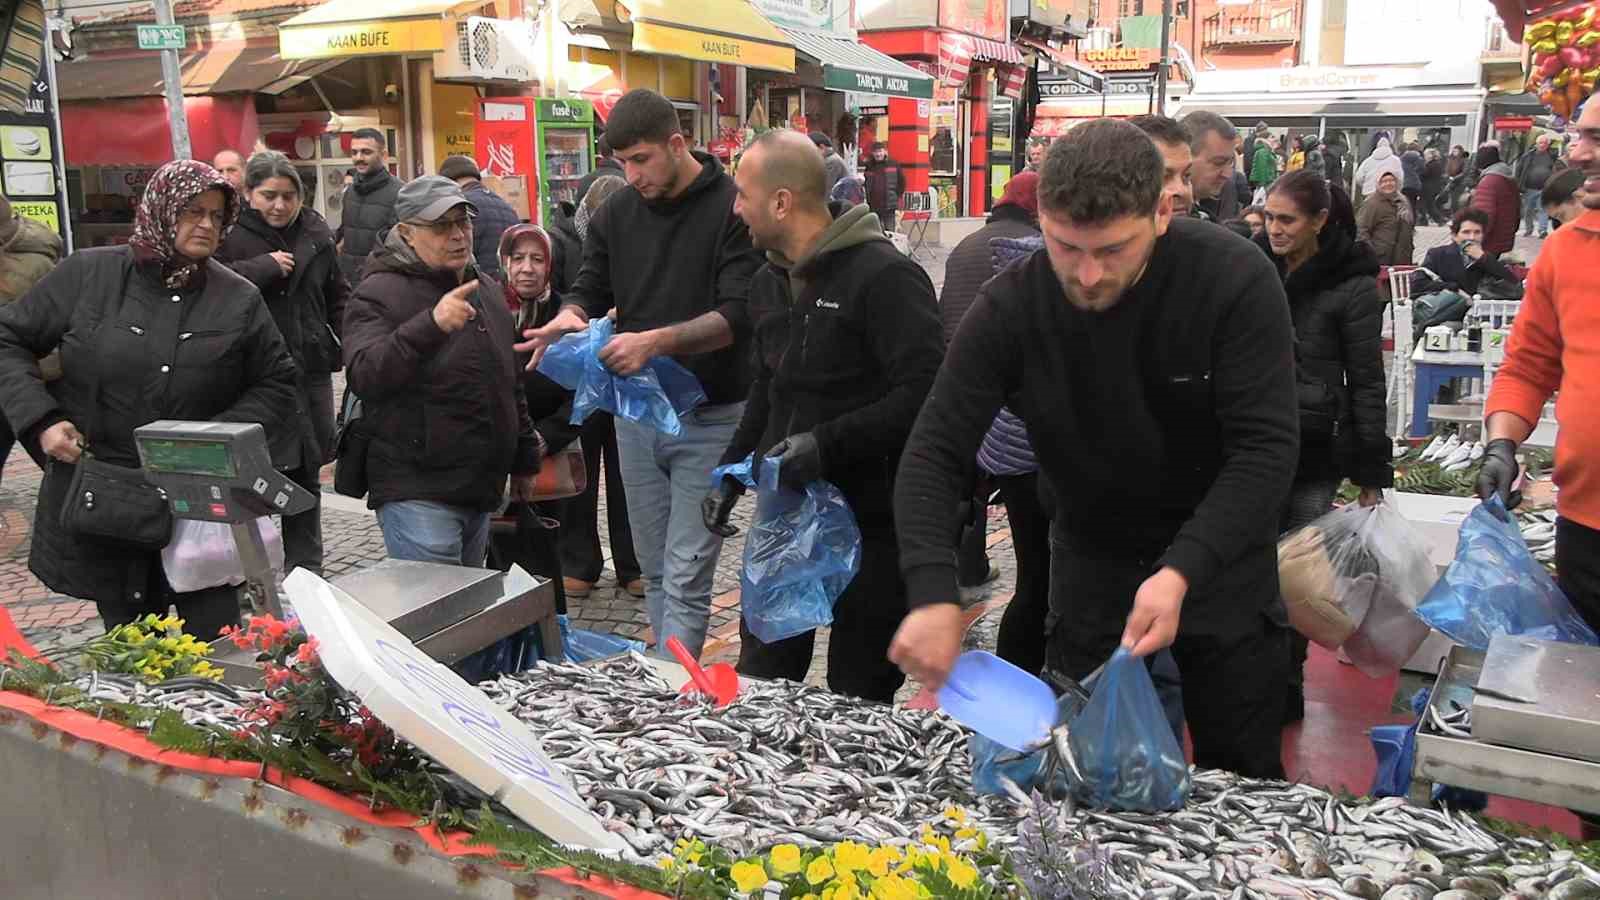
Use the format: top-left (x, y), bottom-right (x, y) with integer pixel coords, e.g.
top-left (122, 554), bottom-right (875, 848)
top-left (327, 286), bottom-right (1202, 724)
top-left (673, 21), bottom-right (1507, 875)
top-left (1522, 189), bottom-right (1548, 235)
top-left (614, 403), bottom-right (744, 658)
top-left (376, 500), bottom-right (491, 567)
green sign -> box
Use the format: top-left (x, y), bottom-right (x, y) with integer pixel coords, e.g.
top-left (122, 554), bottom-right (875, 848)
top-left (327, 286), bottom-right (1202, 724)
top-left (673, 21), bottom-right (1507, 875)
top-left (536, 99), bottom-right (593, 124)
top-left (136, 24), bottom-right (187, 50)
top-left (823, 66), bottom-right (933, 99)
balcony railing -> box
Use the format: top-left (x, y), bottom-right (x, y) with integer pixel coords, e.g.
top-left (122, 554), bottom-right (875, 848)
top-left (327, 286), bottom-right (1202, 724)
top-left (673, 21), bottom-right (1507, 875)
top-left (1202, 4), bottom-right (1299, 47)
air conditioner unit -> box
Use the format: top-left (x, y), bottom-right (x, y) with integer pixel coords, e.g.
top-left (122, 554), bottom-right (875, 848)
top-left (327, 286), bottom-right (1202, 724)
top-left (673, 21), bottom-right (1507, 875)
top-left (434, 16), bottom-right (537, 82)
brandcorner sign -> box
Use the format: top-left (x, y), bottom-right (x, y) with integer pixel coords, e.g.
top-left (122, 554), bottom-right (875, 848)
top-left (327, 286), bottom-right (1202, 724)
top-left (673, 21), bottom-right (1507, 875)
top-left (136, 24), bottom-right (186, 50)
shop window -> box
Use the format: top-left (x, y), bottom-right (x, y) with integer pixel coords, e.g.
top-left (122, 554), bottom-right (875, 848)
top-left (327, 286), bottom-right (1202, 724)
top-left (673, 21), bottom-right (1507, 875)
top-left (1174, 0), bottom-right (1188, 16)
top-left (1118, 0), bottom-right (1143, 17)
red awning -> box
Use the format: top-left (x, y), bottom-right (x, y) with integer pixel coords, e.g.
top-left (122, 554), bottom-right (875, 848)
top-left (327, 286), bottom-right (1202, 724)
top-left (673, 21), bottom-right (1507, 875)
top-left (1490, 0), bottom-right (1592, 42)
top-left (60, 96), bottom-right (259, 167)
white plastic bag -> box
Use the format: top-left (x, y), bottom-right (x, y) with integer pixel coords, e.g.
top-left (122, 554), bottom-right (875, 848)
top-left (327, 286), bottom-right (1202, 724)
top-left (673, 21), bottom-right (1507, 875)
top-left (1277, 501), bottom-right (1435, 676)
top-left (161, 518), bottom-right (285, 593)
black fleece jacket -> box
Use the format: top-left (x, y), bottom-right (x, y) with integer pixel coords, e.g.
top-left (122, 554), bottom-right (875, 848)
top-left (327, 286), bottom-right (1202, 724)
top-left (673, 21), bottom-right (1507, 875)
top-left (568, 152), bottom-right (761, 405)
top-left (719, 204), bottom-right (943, 529)
top-left (894, 217), bottom-right (1300, 627)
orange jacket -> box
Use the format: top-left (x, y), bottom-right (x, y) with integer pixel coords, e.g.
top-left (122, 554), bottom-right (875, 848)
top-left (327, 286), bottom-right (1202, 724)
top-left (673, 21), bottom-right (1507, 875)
top-left (1486, 208), bottom-right (1600, 530)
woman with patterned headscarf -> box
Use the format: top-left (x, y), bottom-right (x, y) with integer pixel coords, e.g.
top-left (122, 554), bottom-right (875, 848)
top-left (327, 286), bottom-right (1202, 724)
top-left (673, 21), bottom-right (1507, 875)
top-left (0, 159), bottom-right (299, 641)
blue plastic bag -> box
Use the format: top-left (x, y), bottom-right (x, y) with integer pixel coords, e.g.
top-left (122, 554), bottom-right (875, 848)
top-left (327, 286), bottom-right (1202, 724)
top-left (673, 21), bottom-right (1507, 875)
top-left (564, 621), bottom-right (648, 663)
top-left (715, 453), bottom-right (862, 644)
top-left (536, 318), bottom-right (707, 435)
top-left (1415, 497), bottom-right (1598, 651)
top-left (1066, 648), bottom-right (1192, 812)
top-left (968, 687), bottom-right (1091, 797)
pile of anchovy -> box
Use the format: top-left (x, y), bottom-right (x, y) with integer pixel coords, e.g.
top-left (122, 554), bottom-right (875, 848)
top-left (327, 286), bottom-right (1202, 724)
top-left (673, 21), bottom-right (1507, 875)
top-left (1022, 769), bottom-right (1600, 899)
top-left (52, 657), bottom-right (1598, 899)
top-left (478, 653), bottom-right (998, 856)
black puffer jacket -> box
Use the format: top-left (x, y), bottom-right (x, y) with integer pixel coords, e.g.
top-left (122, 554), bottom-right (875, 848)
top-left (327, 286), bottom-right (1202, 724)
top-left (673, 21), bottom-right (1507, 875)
top-left (1254, 228), bottom-right (1392, 488)
top-left (217, 207), bottom-right (350, 467)
top-left (0, 247), bottom-right (298, 605)
top-left (939, 204), bottom-right (1038, 342)
top-left (337, 167), bottom-right (400, 284)
top-left (343, 232), bottom-right (541, 512)
top-left (218, 208), bottom-right (347, 376)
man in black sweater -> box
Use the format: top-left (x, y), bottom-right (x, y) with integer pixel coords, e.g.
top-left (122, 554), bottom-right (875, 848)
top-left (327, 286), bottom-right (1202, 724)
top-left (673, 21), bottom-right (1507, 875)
top-left (889, 119), bottom-right (1300, 778)
top-left (700, 130), bottom-right (943, 700)
top-left (516, 89), bottom-right (763, 659)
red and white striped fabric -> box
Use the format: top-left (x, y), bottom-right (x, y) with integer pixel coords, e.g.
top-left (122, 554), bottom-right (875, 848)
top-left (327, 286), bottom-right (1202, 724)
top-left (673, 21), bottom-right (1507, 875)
top-left (968, 36), bottom-right (1024, 65)
top-left (998, 63), bottom-right (1027, 99)
top-left (938, 33), bottom-right (974, 89)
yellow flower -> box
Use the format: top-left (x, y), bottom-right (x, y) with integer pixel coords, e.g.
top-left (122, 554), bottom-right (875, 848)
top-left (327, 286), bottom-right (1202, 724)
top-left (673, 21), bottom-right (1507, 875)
top-left (833, 842), bottom-right (870, 874)
top-left (943, 806), bottom-right (967, 825)
top-left (806, 856), bottom-right (835, 886)
top-left (945, 859), bottom-right (978, 889)
top-left (870, 874), bottom-right (917, 900)
top-left (730, 860), bottom-right (768, 894)
top-left (867, 847), bottom-right (895, 878)
top-left (658, 858), bottom-right (676, 871)
top-left (931, 835), bottom-right (952, 855)
top-left (954, 827), bottom-right (977, 841)
top-left (770, 844), bottom-right (804, 877)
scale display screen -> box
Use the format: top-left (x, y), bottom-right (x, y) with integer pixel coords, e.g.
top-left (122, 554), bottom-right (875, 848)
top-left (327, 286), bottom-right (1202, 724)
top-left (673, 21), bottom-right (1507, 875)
top-left (138, 437), bottom-right (237, 478)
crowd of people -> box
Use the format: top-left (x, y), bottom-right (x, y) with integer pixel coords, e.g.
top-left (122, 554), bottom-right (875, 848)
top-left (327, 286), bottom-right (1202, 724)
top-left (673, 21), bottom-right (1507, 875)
top-left (0, 88), bottom-right (1596, 802)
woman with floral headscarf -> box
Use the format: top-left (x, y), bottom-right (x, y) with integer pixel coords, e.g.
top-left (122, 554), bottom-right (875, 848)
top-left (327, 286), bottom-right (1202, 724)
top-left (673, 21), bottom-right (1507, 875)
top-left (0, 159), bottom-right (298, 640)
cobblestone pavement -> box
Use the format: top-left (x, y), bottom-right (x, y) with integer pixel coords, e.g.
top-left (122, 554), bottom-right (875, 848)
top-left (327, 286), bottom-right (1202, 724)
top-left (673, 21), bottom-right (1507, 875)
top-left (0, 227), bottom-right (1531, 688)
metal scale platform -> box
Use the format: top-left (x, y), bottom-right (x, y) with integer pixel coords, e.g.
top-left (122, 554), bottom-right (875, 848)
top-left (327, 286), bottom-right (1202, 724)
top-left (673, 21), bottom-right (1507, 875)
top-left (133, 421), bottom-right (558, 684)
top-left (1413, 633), bottom-right (1600, 814)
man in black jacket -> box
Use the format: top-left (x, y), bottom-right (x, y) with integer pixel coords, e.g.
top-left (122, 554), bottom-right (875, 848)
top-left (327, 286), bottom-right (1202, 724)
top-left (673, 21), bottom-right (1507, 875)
top-left (574, 134), bottom-right (623, 205)
top-left (1416, 207), bottom-right (1516, 297)
top-left (1181, 110), bottom-right (1240, 223)
top-left (337, 127), bottom-right (400, 284)
top-left (699, 130), bottom-right (942, 701)
top-left (344, 176), bottom-right (542, 568)
top-left (862, 143), bottom-right (903, 233)
top-left (440, 154), bottom-right (522, 280)
top-left (888, 120), bottom-right (1300, 778)
top-left (516, 89), bottom-right (763, 659)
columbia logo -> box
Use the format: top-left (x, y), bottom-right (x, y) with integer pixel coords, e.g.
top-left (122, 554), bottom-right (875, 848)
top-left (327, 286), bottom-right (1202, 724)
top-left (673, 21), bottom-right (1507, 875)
top-left (815, 299), bottom-right (840, 310)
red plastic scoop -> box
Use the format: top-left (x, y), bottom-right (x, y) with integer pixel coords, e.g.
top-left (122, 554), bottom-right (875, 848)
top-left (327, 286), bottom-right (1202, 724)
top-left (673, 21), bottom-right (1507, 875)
top-left (666, 636), bottom-right (739, 706)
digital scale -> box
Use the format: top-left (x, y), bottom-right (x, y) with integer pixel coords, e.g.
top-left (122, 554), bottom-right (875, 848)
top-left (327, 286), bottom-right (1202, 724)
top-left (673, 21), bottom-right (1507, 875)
top-left (133, 421), bottom-right (560, 684)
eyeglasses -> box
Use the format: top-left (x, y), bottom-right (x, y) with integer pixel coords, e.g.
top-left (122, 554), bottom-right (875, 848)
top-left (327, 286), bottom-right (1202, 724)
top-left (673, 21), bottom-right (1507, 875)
top-left (409, 215), bottom-right (474, 236)
top-left (178, 206), bottom-right (227, 228)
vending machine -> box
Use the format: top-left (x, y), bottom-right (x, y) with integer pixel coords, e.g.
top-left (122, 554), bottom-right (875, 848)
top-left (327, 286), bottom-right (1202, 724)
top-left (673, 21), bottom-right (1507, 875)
top-left (474, 97), bottom-right (596, 228)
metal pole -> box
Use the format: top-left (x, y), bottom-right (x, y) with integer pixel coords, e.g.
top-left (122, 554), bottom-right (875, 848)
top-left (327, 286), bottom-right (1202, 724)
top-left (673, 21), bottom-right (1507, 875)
top-left (153, 0), bottom-right (191, 159)
top-left (41, 19), bottom-right (72, 253)
top-left (1156, 0), bottom-right (1172, 115)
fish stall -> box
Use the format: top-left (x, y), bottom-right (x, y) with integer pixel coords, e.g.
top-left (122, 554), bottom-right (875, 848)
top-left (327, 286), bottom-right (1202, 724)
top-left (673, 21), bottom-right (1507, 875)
top-left (5, 569), bottom-right (1600, 900)
top-left (2, 425), bottom-right (1598, 898)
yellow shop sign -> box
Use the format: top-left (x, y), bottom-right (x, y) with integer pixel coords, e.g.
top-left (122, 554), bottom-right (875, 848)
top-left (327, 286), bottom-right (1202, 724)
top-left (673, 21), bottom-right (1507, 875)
top-left (279, 18), bottom-right (446, 59)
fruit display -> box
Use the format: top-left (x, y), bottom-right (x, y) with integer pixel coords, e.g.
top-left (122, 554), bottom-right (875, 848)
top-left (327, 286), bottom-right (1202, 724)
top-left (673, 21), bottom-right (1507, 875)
top-left (1525, 2), bottom-right (1600, 120)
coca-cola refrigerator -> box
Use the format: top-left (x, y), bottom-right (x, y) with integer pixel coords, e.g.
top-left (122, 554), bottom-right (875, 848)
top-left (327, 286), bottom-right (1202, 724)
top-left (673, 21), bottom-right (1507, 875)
top-left (475, 97), bottom-right (594, 227)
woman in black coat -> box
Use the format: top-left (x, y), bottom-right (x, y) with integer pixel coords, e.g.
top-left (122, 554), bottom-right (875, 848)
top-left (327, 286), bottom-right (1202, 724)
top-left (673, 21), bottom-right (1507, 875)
top-left (216, 151), bottom-right (349, 576)
top-left (0, 160), bottom-right (298, 640)
top-left (1257, 169), bottom-right (1393, 721)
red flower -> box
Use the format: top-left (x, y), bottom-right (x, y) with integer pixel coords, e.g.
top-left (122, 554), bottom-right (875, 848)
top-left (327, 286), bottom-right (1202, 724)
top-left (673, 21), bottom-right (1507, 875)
top-left (293, 637), bottom-right (320, 668)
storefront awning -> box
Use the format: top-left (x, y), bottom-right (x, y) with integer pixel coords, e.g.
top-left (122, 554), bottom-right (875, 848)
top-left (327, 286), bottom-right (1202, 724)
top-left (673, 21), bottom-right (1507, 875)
top-left (1171, 88), bottom-right (1485, 125)
top-left (62, 95), bottom-right (259, 167)
top-left (781, 27), bottom-right (933, 98)
top-left (617, 0), bottom-right (794, 73)
top-left (278, 0), bottom-right (476, 60)
top-left (55, 46), bottom-right (342, 102)
top-left (1015, 36), bottom-right (1106, 93)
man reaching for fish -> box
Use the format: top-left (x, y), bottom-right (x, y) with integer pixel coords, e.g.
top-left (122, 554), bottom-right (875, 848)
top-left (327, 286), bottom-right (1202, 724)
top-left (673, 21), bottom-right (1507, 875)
top-left (888, 120), bottom-right (1300, 778)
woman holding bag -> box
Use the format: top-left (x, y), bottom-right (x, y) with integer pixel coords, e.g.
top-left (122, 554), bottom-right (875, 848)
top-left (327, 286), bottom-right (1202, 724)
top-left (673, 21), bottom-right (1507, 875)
top-left (0, 159), bottom-right (298, 640)
top-left (217, 151), bottom-right (350, 576)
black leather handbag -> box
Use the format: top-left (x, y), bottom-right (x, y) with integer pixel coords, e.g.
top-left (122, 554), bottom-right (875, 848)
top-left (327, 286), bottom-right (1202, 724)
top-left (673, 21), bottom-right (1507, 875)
top-left (58, 453), bottom-right (173, 551)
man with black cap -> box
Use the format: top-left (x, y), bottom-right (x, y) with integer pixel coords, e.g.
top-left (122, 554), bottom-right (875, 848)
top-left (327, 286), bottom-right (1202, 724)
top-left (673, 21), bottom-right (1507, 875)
top-left (810, 131), bottom-right (848, 195)
top-left (441, 154), bottom-right (522, 280)
top-left (344, 175), bottom-right (543, 568)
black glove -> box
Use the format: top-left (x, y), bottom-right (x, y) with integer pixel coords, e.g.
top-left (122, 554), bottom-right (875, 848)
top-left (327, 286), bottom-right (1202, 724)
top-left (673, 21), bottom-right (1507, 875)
top-left (1475, 437), bottom-right (1522, 512)
top-left (770, 432), bottom-right (824, 491)
top-left (701, 475), bottom-right (744, 537)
